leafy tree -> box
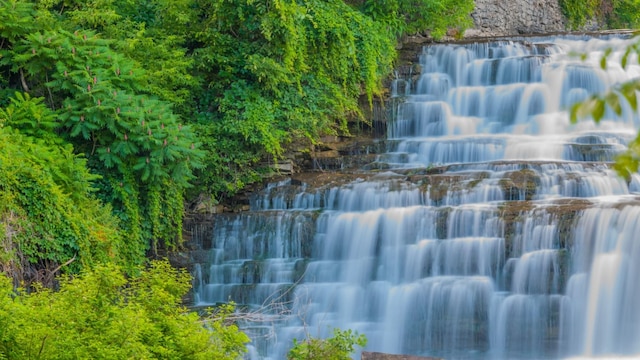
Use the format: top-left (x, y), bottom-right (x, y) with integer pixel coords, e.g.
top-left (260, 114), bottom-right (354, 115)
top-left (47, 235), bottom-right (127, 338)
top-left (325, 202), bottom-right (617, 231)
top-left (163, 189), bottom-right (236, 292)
top-left (0, 1), bottom-right (203, 260)
top-left (36, 0), bottom-right (199, 110)
top-left (0, 260), bottom-right (250, 359)
top-left (189, 0), bottom-right (398, 197)
top-left (0, 94), bottom-right (132, 279)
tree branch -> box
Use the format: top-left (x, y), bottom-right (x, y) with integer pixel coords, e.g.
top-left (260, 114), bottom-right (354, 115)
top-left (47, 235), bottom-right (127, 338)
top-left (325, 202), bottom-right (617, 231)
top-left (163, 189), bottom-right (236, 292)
top-left (20, 69), bottom-right (30, 92)
top-left (44, 255), bottom-right (76, 285)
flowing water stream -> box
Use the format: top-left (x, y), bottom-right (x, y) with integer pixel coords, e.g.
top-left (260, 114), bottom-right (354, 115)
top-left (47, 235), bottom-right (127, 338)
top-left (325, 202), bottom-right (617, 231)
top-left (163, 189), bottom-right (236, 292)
top-left (192, 35), bottom-right (640, 359)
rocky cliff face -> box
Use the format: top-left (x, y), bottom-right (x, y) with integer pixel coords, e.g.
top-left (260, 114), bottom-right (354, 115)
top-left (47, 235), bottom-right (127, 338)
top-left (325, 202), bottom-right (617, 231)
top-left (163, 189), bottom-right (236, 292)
top-left (466, 0), bottom-right (567, 37)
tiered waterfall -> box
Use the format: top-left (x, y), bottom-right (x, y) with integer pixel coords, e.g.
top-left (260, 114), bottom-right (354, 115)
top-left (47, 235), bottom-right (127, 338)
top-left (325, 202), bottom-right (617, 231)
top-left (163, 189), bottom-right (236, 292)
top-left (192, 35), bottom-right (640, 359)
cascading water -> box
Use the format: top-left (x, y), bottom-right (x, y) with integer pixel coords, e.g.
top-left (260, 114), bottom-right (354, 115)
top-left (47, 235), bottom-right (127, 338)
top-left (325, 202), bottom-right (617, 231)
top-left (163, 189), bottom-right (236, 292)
top-left (192, 35), bottom-right (640, 359)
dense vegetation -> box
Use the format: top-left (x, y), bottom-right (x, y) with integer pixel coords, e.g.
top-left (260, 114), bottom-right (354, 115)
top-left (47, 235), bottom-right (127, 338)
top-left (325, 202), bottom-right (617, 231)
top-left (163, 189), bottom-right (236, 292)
top-left (560, 0), bottom-right (640, 29)
top-left (288, 328), bottom-right (367, 360)
top-left (0, 260), bottom-right (250, 359)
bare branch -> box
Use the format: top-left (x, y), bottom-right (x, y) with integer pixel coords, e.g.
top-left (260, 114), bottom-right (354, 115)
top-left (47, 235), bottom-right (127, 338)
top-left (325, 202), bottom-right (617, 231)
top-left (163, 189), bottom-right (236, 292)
top-left (20, 69), bottom-right (30, 92)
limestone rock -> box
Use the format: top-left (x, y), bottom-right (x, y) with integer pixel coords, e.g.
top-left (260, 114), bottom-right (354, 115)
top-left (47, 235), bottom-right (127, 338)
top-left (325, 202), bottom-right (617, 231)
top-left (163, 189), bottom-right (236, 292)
top-left (272, 160), bottom-right (294, 175)
top-left (192, 194), bottom-right (225, 214)
top-left (466, 0), bottom-right (576, 38)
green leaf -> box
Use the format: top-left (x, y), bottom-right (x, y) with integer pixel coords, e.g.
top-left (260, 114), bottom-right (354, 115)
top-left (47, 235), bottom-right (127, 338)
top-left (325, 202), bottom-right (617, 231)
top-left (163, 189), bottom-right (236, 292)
top-left (592, 98), bottom-right (605, 123)
top-left (604, 92), bottom-right (621, 116)
top-left (621, 47), bottom-right (631, 69)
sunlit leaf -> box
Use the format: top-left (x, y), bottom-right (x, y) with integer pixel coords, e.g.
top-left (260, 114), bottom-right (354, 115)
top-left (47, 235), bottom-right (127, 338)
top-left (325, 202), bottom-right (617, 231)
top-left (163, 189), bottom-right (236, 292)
top-left (604, 92), bottom-right (621, 115)
top-left (592, 98), bottom-right (605, 123)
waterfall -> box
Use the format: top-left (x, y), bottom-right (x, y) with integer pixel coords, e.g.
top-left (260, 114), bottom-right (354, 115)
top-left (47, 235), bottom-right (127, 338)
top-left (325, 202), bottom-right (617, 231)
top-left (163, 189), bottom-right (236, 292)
top-left (192, 35), bottom-right (640, 359)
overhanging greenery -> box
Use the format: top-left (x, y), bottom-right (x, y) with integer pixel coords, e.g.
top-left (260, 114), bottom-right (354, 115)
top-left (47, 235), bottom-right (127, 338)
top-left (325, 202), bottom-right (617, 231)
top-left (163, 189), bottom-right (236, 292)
top-left (560, 0), bottom-right (640, 29)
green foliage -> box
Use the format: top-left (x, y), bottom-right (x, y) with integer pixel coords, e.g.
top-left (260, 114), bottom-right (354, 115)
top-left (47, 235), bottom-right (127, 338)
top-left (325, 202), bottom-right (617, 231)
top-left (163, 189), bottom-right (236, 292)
top-left (190, 119), bottom-right (263, 196)
top-left (405, 0), bottom-right (474, 38)
top-left (287, 328), bottom-right (367, 360)
top-left (1, 4), bottom-right (204, 256)
top-left (0, 122), bottom-right (129, 276)
top-left (186, 0), bottom-right (474, 198)
top-left (609, 0), bottom-right (640, 28)
top-left (0, 92), bottom-right (58, 141)
top-left (0, 260), bottom-right (250, 359)
top-left (78, 0), bottom-right (197, 110)
top-left (560, 0), bottom-right (640, 29)
top-left (191, 0), bottom-right (398, 198)
top-left (560, 0), bottom-right (600, 29)
top-left (12, 28), bottom-right (203, 190)
top-left (360, 0), bottom-right (474, 38)
top-left (0, 0), bottom-right (36, 44)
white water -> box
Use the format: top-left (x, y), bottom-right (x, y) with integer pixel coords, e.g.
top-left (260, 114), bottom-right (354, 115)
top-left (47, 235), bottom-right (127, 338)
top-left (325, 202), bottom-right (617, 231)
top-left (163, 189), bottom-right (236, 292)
top-left (193, 35), bottom-right (640, 359)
